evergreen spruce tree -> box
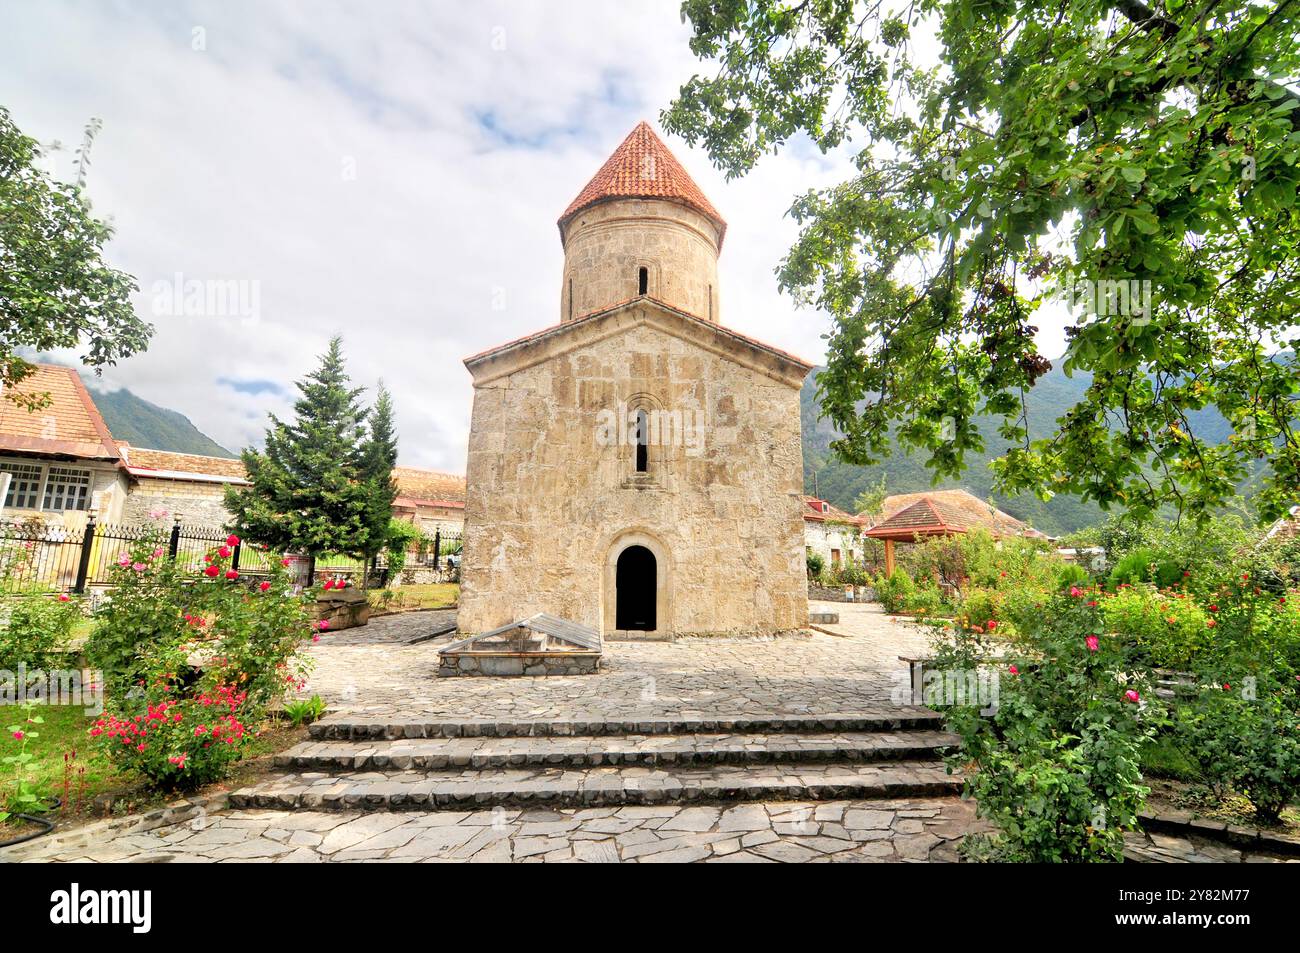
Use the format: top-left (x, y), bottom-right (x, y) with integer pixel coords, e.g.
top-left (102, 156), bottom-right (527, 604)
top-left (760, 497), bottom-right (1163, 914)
top-left (359, 380), bottom-right (399, 563)
top-left (225, 337), bottom-right (374, 560)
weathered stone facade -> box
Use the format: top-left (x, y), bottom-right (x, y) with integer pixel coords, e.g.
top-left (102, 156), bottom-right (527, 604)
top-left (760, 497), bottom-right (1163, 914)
top-left (459, 123), bottom-right (810, 639)
top-left (561, 199), bottom-right (721, 323)
top-left (121, 476), bottom-right (233, 526)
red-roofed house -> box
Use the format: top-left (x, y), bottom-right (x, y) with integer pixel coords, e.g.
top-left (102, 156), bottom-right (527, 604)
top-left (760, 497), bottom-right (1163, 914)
top-left (803, 496), bottom-right (870, 570)
top-left (0, 364), bottom-right (131, 525)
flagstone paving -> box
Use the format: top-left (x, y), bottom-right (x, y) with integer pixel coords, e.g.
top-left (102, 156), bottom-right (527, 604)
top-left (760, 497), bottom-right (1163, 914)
top-left (303, 601), bottom-right (934, 718)
top-left (6, 799), bottom-right (981, 863)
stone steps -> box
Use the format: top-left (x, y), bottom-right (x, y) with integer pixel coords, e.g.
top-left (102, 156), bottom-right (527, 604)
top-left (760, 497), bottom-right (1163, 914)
top-left (275, 730), bottom-right (960, 771)
top-left (230, 761), bottom-right (961, 812)
top-left (307, 710), bottom-right (946, 741)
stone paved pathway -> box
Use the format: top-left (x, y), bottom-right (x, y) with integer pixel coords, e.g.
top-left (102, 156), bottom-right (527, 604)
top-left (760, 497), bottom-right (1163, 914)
top-left (6, 799), bottom-right (979, 863)
top-left (304, 602), bottom-right (934, 718)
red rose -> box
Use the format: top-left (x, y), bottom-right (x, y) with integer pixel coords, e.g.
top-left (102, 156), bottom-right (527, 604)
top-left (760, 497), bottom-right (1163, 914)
top-left (226, 534), bottom-right (240, 547)
top-left (225, 569), bottom-right (239, 580)
top-left (204, 565), bottom-right (220, 578)
top-left (259, 581), bottom-right (271, 592)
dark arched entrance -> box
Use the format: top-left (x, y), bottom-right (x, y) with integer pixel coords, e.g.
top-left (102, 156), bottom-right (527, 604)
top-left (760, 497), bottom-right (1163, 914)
top-left (615, 545), bottom-right (657, 631)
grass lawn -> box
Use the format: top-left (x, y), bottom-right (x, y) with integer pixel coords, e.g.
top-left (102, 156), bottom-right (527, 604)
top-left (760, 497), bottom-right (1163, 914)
top-left (370, 582), bottom-right (458, 613)
top-left (0, 703), bottom-right (302, 840)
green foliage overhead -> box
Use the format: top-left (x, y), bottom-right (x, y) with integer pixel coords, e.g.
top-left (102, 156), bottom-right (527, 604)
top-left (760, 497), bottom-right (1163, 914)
top-left (225, 337), bottom-right (377, 559)
top-left (0, 108), bottom-right (151, 408)
top-left (665, 0), bottom-right (1300, 523)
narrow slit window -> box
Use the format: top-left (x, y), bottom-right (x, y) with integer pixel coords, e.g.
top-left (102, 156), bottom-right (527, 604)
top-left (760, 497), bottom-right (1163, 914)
top-left (638, 267), bottom-right (648, 296)
top-left (635, 409), bottom-right (649, 473)
top-left (568, 278), bottom-right (573, 319)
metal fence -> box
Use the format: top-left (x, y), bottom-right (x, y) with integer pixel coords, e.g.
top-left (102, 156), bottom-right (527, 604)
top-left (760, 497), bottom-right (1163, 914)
top-left (408, 528), bottom-right (463, 570)
top-left (0, 518), bottom-right (397, 594)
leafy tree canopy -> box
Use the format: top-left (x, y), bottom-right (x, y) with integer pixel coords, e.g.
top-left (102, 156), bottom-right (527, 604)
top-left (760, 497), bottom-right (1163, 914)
top-left (664, 0), bottom-right (1300, 521)
top-left (0, 107), bottom-right (151, 408)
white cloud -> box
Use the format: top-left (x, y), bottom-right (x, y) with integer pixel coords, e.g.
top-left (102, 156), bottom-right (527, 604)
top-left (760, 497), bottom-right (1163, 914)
top-left (1, 0), bottom-right (851, 469)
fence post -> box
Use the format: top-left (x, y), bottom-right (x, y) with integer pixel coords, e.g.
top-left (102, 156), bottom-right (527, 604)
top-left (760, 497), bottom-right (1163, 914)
top-left (306, 554), bottom-right (316, 588)
top-left (231, 539), bottom-right (241, 572)
top-left (432, 529), bottom-right (441, 571)
top-left (74, 517), bottom-right (96, 594)
top-left (168, 519), bottom-right (181, 559)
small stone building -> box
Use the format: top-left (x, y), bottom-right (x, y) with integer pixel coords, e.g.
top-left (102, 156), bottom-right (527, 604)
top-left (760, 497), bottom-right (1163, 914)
top-left (803, 497), bottom-right (869, 569)
top-left (458, 122), bottom-right (812, 638)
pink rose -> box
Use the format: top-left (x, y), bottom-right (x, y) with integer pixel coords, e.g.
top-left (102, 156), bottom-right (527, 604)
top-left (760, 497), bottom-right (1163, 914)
top-left (218, 546), bottom-right (231, 558)
top-left (1008, 665), bottom-right (1019, 676)
top-left (1069, 586), bottom-right (1082, 597)
top-left (12, 730), bottom-right (24, 740)
top-left (1124, 690), bottom-right (1140, 703)
top-left (1085, 636), bottom-right (1099, 652)
top-left (58, 594), bottom-right (70, 602)
top-left (225, 569), bottom-right (239, 581)
top-left (132, 562), bottom-right (147, 572)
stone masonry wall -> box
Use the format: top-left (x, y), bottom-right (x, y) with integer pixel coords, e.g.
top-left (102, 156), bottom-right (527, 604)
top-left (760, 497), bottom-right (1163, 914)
top-left (121, 477), bottom-right (234, 527)
top-left (560, 199), bottom-right (721, 323)
top-left (458, 307), bottom-right (808, 637)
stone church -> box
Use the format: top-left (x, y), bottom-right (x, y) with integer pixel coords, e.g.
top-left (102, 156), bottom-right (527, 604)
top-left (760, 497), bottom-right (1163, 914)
top-left (457, 122), bottom-right (811, 638)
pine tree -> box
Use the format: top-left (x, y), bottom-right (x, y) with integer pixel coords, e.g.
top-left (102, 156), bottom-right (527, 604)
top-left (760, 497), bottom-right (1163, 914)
top-left (359, 380), bottom-right (399, 562)
top-left (225, 337), bottom-right (374, 559)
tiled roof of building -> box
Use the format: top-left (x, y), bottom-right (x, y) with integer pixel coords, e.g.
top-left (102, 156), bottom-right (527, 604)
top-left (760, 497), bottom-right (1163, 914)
top-left (558, 121), bottom-right (726, 245)
top-left (867, 489), bottom-right (1031, 540)
top-left (119, 445), bottom-right (248, 483)
top-left (0, 364), bottom-right (121, 460)
top-left (803, 496), bottom-right (868, 526)
top-left (393, 467), bottom-right (466, 508)
top-left (1263, 505), bottom-right (1300, 543)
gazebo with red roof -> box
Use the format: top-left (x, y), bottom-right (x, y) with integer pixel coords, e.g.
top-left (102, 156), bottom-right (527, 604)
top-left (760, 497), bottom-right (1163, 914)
top-left (865, 491), bottom-right (1033, 577)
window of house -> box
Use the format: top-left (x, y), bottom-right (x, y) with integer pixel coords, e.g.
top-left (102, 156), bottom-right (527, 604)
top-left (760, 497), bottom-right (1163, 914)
top-left (3, 463), bottom-right (43, 509)
top-left (42, 466), bottom-right (91, 512)
top-left (831, 548), bottom-right (841, 567)
top-left (638, 267), bottom-right (648, 296)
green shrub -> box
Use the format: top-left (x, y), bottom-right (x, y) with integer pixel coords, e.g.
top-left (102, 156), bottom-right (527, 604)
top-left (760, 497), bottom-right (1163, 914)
top-left (959, 587), bottom-right (1003, 632)
top-left (1101, 584), bottom-right (1210, 669)
top-left (0, 593), bottom-right (81, 671)
top-left (1056, 562), bottom-right (1090, 592)
top-left (933, 589), bottom-right (1157, 861)
top-left (1176, 672), bottom-right (1300, 823)
top-left (874, 569), bottom-right (916, 613)
top-left (906, 582), bottom-right (945, 616)
top-left (806, 550), bottom-right (825, 580)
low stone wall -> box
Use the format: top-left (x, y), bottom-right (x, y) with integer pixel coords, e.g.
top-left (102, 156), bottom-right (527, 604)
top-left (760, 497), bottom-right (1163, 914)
top-left (438, 652), bottom-right (602, 677)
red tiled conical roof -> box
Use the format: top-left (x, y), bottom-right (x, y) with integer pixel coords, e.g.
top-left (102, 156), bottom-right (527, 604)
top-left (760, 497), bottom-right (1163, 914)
top-left (558, 121), bottom-right (726, 244)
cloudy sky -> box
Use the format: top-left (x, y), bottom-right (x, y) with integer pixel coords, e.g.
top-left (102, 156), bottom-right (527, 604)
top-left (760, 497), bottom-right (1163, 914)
top-left (1, 0), bottom-right (868, 471)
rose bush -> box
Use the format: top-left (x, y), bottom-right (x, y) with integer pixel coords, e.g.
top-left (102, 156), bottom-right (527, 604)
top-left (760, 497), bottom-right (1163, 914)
top-left (933, 587), bottom-right (1158, 862)
top-left (87, 537), bottom-right (313, 789)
